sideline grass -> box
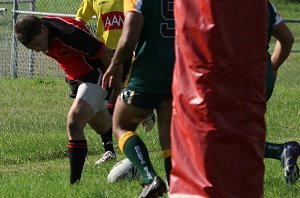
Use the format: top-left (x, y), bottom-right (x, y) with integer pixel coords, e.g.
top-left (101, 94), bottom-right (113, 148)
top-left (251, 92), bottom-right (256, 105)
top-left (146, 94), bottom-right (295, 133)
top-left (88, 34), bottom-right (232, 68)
top-left (0, 78), bottom-right (166, 198)
top-left (1, 77), bottom-right (300, 197)
top-left (1, 1), bottom-right (300, 196)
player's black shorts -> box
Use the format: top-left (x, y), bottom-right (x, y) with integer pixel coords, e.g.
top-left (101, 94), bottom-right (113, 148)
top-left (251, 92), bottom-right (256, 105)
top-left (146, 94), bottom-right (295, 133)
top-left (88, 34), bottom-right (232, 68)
top-left (120, 88), bottom-right (172, 110)
top-left (65, 70), bottom-right (111, 99)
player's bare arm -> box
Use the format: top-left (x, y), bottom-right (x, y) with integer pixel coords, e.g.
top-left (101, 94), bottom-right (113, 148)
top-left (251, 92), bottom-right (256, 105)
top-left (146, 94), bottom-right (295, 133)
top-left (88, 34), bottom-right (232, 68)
top-left (99, 47), bottom-right (114, 68)
top-left (271, 22), bottom-right (294, 71)
top-left (102, 11), bottom-right (143, 89)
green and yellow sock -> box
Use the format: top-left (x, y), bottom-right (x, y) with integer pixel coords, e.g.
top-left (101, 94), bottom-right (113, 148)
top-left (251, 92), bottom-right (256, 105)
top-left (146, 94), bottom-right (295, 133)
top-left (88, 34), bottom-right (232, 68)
top-left (119, 131), bottom-right (157, 184)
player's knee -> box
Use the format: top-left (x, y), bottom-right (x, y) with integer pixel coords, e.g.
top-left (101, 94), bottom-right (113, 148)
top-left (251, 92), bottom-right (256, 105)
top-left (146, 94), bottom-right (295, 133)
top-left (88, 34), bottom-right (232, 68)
top-left (112, 127), bottom-right (123, 140)
top-left (67, 114), bottom-right (85, 135)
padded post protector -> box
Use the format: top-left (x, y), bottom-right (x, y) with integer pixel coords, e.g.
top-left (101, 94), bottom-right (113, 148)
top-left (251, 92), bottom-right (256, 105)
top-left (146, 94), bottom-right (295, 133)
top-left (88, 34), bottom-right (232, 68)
top-left (170, 0), bottom-right (267, 197)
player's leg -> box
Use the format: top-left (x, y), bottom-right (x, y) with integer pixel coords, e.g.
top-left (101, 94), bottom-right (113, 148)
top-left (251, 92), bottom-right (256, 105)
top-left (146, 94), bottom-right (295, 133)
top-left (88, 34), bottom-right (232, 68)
top-left (113, 89), bottom-right (166, 197)
top-left (265, 142), bottom-right (283, 159)
top-left (89, 108), bottom-right (116, 164)
top-left (93, 56), bottom-right (132, 163)
top-left (95, 88), bottom-right (121, 164)
top-left (155, 96), bottom-right (172, 184)
top-left (264, 58), bottom-right (281, 160)
top-left (140, 95), bottom-right (172, 197)
top-left (122, 57), bottom-right (156, 133)
top-left (67, 98), bottom-right (93, 184)
top-left (113, 92), bottom-right (154, 182)
top-left (137, 96), bottom-right (171, 198)
top-left (264, 56), bottom-right (300, 184)
top-left (141, 111), bottom-right (156, 132)
top-left (83, 83), bottom-right (117, 164)
top-left (67, 83), bottom-right (108, 184)
top-left (264, 55), bottom-right (279, 160)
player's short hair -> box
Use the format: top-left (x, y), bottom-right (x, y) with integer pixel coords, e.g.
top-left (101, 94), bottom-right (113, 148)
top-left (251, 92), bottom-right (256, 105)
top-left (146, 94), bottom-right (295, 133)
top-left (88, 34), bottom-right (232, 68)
top-left (14, 16), bottom-right (43, 45)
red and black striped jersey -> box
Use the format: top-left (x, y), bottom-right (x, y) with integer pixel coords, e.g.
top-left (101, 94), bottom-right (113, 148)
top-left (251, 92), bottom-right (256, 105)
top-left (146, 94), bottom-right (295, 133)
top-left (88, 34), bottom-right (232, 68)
top-left (42, 16), bottom-right (105, 81)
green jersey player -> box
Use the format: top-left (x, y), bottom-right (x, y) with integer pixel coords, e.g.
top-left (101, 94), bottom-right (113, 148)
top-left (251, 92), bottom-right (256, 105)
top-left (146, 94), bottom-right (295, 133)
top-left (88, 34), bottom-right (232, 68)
top-left (102, 0), bottom-right (174, 197)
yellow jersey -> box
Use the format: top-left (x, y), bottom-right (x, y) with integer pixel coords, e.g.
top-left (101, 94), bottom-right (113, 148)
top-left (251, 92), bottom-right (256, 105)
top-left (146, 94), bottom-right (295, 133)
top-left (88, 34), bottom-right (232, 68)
top-left (76, 0), bottom-right (124, 49)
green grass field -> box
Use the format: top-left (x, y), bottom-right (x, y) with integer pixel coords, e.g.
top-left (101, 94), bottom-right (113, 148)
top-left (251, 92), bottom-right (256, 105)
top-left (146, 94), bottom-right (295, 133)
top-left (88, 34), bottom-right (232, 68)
top-left (0, 79), bottom-right (167, 198)
top-left (1, 77), bottom-right (300, 198)
top-left (1, 1), bottom-right (300, 197)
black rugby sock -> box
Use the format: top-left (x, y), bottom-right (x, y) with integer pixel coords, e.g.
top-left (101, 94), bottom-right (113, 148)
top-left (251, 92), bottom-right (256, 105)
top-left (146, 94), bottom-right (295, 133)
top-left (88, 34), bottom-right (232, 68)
top-left (68, 140), bottom-right (87, 184)
top-left (264, 142), bottom-right (283, 160)
top-left (101, 128), bottom-right (115, 154)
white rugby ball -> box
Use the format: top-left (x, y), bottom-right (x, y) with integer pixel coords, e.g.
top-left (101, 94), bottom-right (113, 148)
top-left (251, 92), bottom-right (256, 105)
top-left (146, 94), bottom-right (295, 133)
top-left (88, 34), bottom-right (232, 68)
top-left (108, 158), bottom-right (141, 183)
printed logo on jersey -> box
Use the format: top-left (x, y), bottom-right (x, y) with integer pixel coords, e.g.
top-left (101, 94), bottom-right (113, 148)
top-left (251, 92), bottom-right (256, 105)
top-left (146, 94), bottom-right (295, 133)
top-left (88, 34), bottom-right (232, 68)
top-left (101, 12), bottom-right (124, 31)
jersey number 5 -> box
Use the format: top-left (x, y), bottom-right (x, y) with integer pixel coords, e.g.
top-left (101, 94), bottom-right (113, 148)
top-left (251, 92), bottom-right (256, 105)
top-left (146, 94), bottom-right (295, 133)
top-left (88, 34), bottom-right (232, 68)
top-left (160, 0), bottom-right (175, 38)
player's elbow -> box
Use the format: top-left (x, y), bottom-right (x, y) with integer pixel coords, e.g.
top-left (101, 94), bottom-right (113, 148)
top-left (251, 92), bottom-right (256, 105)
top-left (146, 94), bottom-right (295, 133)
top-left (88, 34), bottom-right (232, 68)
top-left (280, 35), bottom-right (294, 51)
top-left (284, 33), bottom-right (294, 48)
top-left (287, 34), bottom-right (295, 46)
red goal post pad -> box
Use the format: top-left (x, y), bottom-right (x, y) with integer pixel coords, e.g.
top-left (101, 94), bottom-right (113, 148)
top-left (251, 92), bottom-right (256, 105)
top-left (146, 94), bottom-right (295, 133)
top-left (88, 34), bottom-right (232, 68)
top-left (170, 0), bottom-right (267, 197)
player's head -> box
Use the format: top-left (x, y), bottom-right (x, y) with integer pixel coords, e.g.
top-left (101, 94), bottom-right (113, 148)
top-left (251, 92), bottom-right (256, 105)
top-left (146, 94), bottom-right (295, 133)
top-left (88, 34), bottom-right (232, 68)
top-left (14, 16), bottom-right (49, 52)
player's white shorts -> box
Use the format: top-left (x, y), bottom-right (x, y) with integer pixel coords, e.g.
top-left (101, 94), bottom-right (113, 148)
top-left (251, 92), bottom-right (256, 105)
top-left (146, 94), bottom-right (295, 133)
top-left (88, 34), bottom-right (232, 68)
top-left (76, 83), bottom-right (107, 114)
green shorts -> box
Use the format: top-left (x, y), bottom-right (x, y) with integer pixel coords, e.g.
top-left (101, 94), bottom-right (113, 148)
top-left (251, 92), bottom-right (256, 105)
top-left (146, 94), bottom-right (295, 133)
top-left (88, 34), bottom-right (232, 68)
top-left (120, 88), bottom-right (172, 109)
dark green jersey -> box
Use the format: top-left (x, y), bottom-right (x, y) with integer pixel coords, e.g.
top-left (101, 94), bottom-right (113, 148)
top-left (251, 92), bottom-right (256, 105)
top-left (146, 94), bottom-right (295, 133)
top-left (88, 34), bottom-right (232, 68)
top-left (266, 1), bottom-right (283, 99)
top-left (267, 1), bottom-right (276, 50)
top-left (124, 0), bottom-right (175, 94)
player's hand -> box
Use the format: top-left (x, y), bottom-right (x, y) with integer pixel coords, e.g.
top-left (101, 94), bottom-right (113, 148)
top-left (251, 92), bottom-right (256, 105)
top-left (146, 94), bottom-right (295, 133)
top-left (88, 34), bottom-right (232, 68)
top-left (102, 62), bottom-right (123, 89)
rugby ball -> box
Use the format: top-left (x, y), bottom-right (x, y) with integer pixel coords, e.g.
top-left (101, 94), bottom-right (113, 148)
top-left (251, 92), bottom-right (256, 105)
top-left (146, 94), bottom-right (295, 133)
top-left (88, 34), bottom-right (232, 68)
top-left (107, 158), bottom-right (141, 183)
